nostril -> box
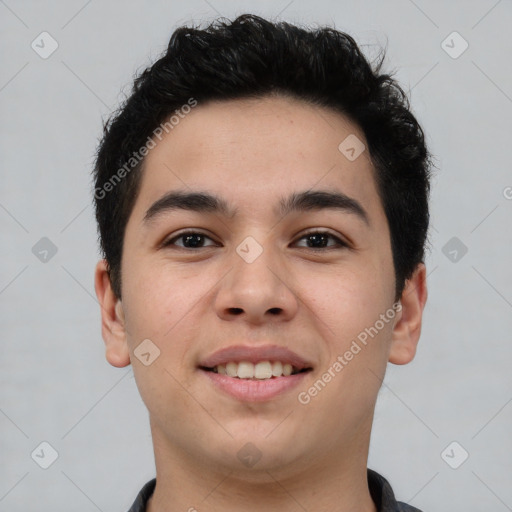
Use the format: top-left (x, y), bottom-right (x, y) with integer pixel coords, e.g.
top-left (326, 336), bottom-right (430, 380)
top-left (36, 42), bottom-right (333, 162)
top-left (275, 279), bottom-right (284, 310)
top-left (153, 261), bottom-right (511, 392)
top-left (228, 308), bottom-right (243, 315)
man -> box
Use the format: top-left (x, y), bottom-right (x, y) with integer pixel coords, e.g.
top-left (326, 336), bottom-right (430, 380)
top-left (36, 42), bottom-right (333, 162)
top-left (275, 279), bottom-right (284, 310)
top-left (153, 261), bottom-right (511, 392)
top-left (93, 14), bottom-right (431, 512)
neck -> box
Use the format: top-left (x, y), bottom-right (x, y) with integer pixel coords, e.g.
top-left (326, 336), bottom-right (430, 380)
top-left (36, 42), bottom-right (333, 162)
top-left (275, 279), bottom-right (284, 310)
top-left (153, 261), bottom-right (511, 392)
top-left (145, 422), bottom-right (377, 512)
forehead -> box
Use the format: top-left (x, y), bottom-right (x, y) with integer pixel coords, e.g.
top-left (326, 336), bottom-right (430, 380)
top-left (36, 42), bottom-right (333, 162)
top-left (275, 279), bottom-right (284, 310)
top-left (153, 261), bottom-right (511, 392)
top-left (131, 95), bottom-right (383, 225)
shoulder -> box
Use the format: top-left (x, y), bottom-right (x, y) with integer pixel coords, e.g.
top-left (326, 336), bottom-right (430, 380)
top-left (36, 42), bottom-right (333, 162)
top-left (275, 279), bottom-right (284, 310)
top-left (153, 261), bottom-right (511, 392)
top-left (126, 478), bottom-right (156, 512)
top-left (396, 502), bottom-right (423, 512)
top-left (368, 469), bottom-right (424, 512)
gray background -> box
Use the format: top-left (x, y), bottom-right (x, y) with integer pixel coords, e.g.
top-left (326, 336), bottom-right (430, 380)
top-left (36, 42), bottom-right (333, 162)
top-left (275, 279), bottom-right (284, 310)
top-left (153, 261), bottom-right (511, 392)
top-left (1, 0), bottom-right (511, 510)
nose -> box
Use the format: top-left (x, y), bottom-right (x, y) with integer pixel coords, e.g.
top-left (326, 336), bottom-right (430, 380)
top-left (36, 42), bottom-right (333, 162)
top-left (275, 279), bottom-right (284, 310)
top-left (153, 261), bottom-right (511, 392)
top-left (214, 240), bottom-right (299, 325)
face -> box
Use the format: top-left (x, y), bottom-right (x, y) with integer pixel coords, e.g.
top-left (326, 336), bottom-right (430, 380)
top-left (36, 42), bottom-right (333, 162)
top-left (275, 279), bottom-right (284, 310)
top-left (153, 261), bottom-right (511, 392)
top-left (96, 95), bottom-right (426, 479)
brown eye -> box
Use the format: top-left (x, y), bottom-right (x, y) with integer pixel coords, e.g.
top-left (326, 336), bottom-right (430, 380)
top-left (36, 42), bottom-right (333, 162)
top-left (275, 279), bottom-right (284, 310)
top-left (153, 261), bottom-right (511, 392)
top-left (163, 231), bottom-right (217, 249)
top-left (294, 231), bottom-right (348, 249)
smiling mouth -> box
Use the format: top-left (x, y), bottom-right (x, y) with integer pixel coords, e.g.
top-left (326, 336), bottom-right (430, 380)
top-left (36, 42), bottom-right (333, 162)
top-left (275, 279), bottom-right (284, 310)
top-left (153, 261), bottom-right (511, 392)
top-left (199, 360), bottom-right (313, 380)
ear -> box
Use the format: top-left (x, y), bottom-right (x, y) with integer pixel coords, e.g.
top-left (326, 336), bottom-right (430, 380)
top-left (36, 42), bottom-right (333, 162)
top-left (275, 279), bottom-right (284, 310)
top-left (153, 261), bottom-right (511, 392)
top-left (94, 260), bottom-right (131, 368)
top-left (389, 263), bottom-right (428, 365)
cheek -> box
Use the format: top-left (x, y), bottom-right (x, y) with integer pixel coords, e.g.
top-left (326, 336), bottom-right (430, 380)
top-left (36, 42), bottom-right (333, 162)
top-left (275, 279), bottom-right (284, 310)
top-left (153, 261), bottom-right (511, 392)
top-left (296, 271), bottom-right (396, 431)
top-left (300, 263), bottom-right (393, 344)
top-left (121, 259), bottom-right (198, 339)
top-left (120, 265), bottom-right (198, 420)
top-left (131, 359), bottom-right (194, 437)
top-left (121, 260), bottom-right (214, 389)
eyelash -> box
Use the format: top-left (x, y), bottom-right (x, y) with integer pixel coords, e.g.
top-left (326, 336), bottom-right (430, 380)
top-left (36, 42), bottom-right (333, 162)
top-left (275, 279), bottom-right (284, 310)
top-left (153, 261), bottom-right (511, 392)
top-left (162, 230), bottom-right (349, 251)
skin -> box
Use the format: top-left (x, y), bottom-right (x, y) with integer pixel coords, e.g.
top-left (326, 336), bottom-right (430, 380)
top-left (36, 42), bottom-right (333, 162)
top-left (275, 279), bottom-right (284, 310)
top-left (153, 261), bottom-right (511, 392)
top-left (95, 95), bottom-right (427, 512)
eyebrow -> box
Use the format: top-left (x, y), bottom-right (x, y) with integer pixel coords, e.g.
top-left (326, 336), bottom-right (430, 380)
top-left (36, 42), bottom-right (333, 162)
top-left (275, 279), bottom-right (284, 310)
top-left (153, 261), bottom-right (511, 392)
top-left (143, 189), bottom-right (370, 226)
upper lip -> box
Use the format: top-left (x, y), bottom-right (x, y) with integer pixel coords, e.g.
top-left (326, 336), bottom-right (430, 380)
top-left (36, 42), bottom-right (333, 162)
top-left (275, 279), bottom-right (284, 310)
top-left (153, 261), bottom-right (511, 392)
top-left (199, 344), bottom-right (313, 370)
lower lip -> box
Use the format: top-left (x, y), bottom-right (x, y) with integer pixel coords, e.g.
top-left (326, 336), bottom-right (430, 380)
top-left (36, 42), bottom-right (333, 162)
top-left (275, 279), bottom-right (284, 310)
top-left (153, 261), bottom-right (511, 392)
top-left (199, 369), bottom-right (311, 402)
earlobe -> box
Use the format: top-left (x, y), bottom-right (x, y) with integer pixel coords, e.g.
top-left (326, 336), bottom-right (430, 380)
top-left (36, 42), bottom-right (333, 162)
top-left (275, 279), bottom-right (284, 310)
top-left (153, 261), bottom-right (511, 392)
top-left (94, 260), bottom-right (131, 368)
top-left (389, 263), bottom-right (428, 365)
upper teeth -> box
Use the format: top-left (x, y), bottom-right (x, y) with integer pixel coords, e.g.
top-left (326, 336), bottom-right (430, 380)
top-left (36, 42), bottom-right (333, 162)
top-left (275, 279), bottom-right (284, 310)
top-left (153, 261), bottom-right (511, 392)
top-left (215, 361), bottom-right (295, 379)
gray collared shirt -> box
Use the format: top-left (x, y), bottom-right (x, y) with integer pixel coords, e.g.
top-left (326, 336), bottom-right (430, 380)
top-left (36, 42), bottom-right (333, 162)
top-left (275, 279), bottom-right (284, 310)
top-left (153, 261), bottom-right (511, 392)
top-left (126, 469), bottom-right (423, 511)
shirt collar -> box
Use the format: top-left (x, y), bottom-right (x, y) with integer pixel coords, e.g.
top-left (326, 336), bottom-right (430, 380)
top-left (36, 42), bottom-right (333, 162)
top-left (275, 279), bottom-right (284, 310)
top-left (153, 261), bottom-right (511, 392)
top-left (127, 469), bottom-right (422, 512)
